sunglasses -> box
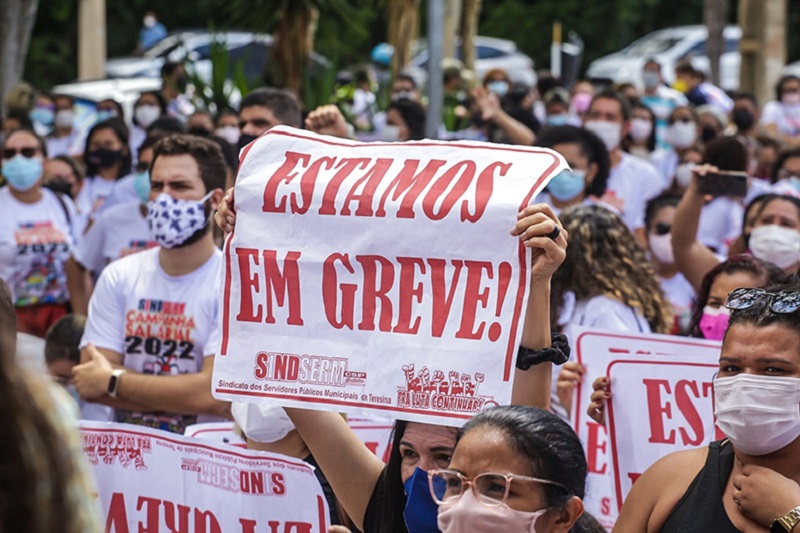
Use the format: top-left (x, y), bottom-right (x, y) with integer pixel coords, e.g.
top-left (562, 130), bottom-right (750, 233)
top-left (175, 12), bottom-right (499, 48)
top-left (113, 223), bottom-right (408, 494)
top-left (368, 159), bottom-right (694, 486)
top-left (3, 147), bottom-right (39, 159)
top-left (652, 222), bottom-right (672, 236)
top-left (725, 288), bottom-right (800, 314)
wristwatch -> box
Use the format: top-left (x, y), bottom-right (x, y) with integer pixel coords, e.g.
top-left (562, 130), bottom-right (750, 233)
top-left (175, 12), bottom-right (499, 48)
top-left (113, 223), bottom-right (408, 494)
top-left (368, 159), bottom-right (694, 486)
top-left (107, 369), bottom-right (126, 398)
top-left (771, 506), bottom-right (800, 532)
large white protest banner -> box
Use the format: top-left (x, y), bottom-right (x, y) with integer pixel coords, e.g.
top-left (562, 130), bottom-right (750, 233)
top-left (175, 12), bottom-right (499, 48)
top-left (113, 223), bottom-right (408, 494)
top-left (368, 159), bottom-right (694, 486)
top-left (213, 126), bottom-right (566, 425)
top-left (81, 422), bottom-right (329, 532)
top-left (567, 327), bottom-right (721, 530)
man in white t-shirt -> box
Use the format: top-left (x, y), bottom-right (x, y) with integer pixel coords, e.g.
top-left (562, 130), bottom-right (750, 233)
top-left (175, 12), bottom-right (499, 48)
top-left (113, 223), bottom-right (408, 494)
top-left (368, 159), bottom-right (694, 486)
top-left (584, 90), bottom-right (665, 241)
top-left (72, 134), bottom-right (229, 433)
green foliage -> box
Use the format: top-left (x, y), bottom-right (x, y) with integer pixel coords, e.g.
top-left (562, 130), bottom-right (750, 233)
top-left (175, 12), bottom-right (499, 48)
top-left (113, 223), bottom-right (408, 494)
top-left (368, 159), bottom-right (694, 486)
top-left (184, 32), bottom-right (252, 112)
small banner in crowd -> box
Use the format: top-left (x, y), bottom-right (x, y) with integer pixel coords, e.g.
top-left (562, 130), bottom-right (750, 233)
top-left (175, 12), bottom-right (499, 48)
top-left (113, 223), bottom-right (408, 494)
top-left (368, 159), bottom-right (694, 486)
top-left (213, 126), bottom-right (565, 425)
top-left (81, 422), bottom-right (329, 532)
top-left (567, 327), bottom-right (721, 530)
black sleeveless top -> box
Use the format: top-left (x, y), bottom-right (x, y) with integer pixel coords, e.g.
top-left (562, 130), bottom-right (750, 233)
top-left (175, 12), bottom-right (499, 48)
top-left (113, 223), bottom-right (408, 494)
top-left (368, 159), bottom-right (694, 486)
top-left (660, 440), bottom-right (740, 532)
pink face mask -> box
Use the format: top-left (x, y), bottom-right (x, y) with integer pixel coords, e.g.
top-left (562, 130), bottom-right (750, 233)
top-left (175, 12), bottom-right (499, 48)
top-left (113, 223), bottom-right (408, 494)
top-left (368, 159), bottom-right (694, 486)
top-left (699, 305), bottom-right (730, 341)
top-left (571, 92), bottom-right (593, 114)
top-left (437, 490), bottom-right (549, 533)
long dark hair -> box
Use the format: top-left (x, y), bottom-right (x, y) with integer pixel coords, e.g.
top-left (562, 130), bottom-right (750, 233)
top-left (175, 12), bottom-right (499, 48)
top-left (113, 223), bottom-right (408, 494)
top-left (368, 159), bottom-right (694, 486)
top-left (373, 420), bottom-right (410, 533)
top-left (0, 279), bottom-right (93, 532)
top-left (462, 406), bottom-right (587, 507)
top-left (688, 255), bottom-right (787, 338)
top-left (83, 118), bottom-right (131, 177)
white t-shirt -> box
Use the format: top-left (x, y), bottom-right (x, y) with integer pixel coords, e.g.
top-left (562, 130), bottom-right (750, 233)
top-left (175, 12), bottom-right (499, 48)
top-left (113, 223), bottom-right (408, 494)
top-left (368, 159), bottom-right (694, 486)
top-left (75, 175), bottom-right (118, 218)
top-left (81, 247), bottom-right (222, 433)
top-left (697, 197), bottom-right (743, 253)
top-left (559, 293), bottom-right (652, 333)
top-left (73, 201), bottom-right (156, 274)
top-left (129, 126), bottom-right (147, 165)
top-left (761, 101), bottom-right (800, 138)
top-left (659, 272), bottom-right (696, 333)
top-left (46, 130), bottom-right (83, 158)
top-left (0, 187), bottom-right (78, 305)
top-left (103, 173), bottom-right (141, 210)
top-left (604, 153), bottom-right (665, 231)
top-left (649, 148), bottom-right (680, 189)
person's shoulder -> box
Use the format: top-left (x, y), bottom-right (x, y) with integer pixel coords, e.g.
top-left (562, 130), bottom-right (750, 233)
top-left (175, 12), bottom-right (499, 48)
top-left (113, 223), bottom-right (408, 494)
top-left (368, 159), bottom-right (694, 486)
top-left (100, 200), bottom-right (141, 221)
top-left (620, 152), bottom-right (660, 177)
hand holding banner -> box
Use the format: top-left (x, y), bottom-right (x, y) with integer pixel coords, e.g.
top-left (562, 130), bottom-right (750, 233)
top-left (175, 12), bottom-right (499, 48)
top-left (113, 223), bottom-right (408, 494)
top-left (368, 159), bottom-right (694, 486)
top-left (213, 127), bottom-right (566, 425)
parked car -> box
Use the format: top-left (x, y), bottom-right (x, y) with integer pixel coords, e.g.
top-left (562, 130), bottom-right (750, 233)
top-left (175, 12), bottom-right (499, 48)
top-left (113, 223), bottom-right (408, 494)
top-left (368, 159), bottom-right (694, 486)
top-left (586, 25), bottom-right (742, 90)
top-left (106, 30), bottom-right (330, 86)
top-left (405, 36), bottom-right (537, 88)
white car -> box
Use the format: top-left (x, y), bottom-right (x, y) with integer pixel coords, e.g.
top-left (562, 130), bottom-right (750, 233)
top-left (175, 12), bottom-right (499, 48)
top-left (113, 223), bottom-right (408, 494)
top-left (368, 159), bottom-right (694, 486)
top-left (406, 36), bottom-right (537, 88)
top-left (106, 31), bottom-right (274, 81)
top-left (586, 25), bottom-right (741, 90)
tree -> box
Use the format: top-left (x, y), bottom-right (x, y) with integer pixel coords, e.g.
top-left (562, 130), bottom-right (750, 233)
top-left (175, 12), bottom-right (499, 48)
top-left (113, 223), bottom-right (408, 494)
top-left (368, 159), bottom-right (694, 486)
top-left (704, 0), bottom-right (727, 86)
top-left (0, 0), bottom-right (40, 106)
top-left (229, 0), bottom-right (356, 92)
top-left (387, 0), bottom-right (421, 75)
top-left (460, 0), bottom-right (482, 71)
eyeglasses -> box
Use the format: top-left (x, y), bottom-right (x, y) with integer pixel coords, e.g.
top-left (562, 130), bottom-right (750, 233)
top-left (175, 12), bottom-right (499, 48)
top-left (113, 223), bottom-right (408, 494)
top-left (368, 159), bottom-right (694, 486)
top-left (3, 147), bottom-right (39, 159)
top-left (428, 469), bottom-right (567, 508)
top-left (725, 288), bottom-right (800, 314)
top-left (652, 222), bottom-right (672, 236)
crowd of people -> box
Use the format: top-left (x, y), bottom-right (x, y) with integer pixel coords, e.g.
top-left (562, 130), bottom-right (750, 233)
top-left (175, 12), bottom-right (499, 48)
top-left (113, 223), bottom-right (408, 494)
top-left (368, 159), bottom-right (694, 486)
top-left (3, 36), bottom-right (800, 533)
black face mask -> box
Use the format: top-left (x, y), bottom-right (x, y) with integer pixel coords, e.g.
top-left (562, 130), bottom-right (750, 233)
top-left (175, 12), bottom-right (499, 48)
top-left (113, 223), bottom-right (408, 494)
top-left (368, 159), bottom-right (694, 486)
top-left (87, 148), bottom-right (124, 168)
top-left (189, 126), bottom-right (211, 137)
top-left (732, 108), bottom-right (755, 132)
top-left (44, 180), bottom-right (73, 198)
top-left (701, 125), bottom-right (717, 143)
top-left (237, 133), bottom-right (258, 152)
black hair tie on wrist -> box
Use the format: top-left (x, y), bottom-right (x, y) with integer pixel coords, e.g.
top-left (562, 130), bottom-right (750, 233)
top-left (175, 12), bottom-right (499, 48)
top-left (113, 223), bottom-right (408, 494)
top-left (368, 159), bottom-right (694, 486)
top-left (516, 333), bottom-right (570, 370)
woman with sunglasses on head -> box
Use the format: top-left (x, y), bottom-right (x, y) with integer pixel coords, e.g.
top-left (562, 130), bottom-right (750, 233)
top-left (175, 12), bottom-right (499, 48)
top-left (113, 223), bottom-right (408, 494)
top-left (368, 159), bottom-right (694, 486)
top-left (0, 129), bottom-right (79, 337)
top-left (429, 406), bottom-right (586, 532)
top-left (615, 278), bottom-right (800, 532)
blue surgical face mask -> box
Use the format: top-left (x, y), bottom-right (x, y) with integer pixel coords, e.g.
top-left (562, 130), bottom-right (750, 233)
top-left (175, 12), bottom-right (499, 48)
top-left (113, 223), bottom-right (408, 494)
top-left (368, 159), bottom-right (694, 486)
top-left (133, 171), bottom-right (151, 205)
top-left (96, 109), bottom-right (118, 122)
top-left (3, 155), bottom-right (43, 192)
top-left (547, 169), bottom-right (587, 202)
top-left (30, 107), bottom-right (54, 126)
top-left (547, 114), bottom-right (569, 126)
top-left (403, 467), bottom-right (440, 533)
top-left (487, 81), bottom-right (509, 97)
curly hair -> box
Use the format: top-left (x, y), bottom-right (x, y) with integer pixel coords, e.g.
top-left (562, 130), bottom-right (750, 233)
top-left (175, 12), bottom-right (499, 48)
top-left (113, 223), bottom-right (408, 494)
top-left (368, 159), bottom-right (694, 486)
top-left (551, 204), bottom-right (673, 333)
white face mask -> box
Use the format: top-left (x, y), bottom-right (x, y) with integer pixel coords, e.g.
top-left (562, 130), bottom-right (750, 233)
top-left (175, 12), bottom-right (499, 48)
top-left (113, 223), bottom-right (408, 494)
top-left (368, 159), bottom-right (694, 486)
top-left (214, 125), bottom-right (241, 145)
top-left (675, 162), bottom-right (696, 189)
top-left (748, 224), bottom-right (800, 269)
top-left (629, 118), bottom-right (653, 142)
top-left (382, 125), bottom-right (401, 142)
top-left (55, 110), bottom-right (74, 129)
top-left (649, 232), bottom-right (674, 264)
top-left (231, 402), bottom-right (296, 443)
top-left (714, 373), bottom-right (800, 456)
top-left (665, 121), bottom-right (697, 149)
top-left (135, 104), bottom-right (161, 128)
top-left (437, 490), bottom-right (549, 533)
top-left (584, 120), bottom-right (622, 152)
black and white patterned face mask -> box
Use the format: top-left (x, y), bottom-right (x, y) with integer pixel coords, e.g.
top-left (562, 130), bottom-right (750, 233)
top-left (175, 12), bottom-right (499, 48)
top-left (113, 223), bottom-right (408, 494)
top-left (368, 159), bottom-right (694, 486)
top-left (147, 191), bottom-right (213, 248)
